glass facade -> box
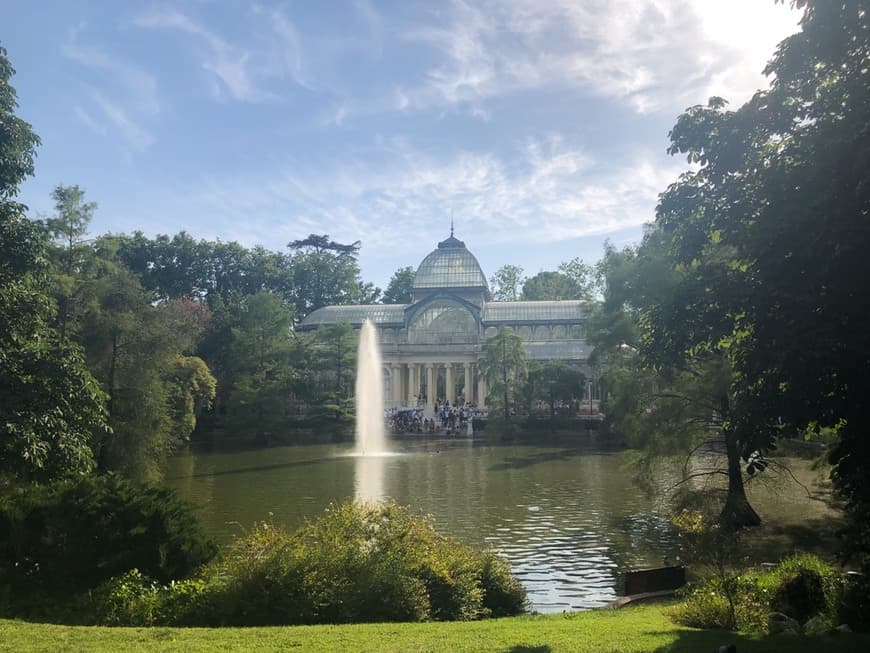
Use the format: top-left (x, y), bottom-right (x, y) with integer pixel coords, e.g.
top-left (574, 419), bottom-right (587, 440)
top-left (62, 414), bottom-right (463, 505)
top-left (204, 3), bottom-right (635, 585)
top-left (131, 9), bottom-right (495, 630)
top-left (298, 233), bottom-right (590, 365)
top-left (412, 248), bottom-right (488, 290)
top-left (483, 301), bottom-right (587, 323)
top-left (408, 300), bottom-right (479, 345)
top-left (301, 304), bottom-right (405, 327)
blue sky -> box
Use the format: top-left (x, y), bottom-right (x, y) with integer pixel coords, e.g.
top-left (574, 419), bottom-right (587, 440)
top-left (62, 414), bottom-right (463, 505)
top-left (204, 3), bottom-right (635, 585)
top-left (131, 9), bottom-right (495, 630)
top-left (2, 1), bottom-right (800, 290)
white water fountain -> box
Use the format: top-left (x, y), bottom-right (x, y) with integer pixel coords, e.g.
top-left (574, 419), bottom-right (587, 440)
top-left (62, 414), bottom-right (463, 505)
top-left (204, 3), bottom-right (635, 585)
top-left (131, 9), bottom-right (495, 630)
top-left (354, 319), bottom-right (388, 456)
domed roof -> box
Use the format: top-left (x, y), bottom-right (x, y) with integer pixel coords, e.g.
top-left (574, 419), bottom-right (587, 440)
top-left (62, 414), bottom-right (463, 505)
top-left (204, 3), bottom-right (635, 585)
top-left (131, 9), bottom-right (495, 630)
top-left (412, 231), bottom-right (488, 291)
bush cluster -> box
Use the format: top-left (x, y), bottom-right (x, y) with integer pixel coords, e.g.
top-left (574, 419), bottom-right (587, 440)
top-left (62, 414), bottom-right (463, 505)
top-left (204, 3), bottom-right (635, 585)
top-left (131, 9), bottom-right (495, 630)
top-left (668, 554), bottom-right (848, 632)
top-left (89, 501), bottom-right (527, 626)
top-left (0, 474), bottom-right (216, 620)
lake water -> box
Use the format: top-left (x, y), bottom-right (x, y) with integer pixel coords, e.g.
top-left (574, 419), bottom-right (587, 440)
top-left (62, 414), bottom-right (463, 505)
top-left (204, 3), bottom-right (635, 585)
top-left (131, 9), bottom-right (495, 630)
top-left (165, 438), bottom-right (839, 613)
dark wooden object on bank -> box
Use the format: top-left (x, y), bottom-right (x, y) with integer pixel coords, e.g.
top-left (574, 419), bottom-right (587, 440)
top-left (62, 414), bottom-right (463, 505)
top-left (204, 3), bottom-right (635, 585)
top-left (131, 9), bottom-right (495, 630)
top-left (610, 565), bottom-right (687, 608)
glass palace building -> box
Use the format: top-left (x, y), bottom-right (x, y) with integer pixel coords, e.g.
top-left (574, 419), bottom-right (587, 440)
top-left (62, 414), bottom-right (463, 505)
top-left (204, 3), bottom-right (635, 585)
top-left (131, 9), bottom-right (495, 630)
top-left (299, 232), bottom-right (592, 410)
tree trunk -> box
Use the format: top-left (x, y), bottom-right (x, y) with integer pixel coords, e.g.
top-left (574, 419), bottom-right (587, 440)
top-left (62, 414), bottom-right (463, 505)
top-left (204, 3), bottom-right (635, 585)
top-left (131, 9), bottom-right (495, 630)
top-left (720, 426), bottom-right (761, 528)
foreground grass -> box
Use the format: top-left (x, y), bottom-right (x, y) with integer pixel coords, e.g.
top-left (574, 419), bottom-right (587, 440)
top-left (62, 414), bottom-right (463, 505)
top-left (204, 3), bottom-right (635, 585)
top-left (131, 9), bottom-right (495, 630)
top-left (2, 605), bottom-right (869, 653)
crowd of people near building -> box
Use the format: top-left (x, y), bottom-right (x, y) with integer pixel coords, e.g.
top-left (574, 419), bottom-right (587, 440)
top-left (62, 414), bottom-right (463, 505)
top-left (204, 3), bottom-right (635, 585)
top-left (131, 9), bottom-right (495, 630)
top-left (384, 398), bottom-right (487, 436)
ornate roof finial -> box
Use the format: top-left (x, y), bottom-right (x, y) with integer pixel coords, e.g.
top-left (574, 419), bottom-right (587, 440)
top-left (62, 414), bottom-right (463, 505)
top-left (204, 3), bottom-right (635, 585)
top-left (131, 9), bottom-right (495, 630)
top-left (437, 209), bottom-right (465, 249)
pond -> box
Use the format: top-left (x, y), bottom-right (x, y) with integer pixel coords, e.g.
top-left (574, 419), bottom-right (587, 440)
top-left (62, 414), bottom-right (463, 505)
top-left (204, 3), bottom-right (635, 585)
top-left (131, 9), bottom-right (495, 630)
top-left (165, 437), bottom-right (839, 613)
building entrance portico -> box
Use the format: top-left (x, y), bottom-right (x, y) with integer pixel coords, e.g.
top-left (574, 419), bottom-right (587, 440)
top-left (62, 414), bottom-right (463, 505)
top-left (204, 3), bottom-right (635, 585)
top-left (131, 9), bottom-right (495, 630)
top-left (382, 359), bottom-right (484, 410)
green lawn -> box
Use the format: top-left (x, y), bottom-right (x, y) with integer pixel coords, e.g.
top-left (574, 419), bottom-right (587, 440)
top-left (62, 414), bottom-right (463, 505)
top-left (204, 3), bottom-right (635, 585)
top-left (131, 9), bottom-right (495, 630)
top-left (2, 605), bottom-right (869, 652)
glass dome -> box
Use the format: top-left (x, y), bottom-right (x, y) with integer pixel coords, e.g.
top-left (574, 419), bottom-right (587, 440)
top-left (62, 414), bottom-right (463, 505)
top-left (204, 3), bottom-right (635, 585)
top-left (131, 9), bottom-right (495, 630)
top-left (412, 233), bottom-right (488, 290)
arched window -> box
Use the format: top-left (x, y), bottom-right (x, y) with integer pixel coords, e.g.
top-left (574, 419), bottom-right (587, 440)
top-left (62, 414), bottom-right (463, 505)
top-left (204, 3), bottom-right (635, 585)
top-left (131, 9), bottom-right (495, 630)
top-left (408, 300), bottom-right (478, 344)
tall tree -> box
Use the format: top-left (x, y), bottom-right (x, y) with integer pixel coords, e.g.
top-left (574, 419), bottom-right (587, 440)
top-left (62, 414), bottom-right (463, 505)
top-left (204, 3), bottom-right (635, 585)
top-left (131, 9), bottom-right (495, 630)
top-left (82, 268), bottom-right (214, 480)
top-left (288, 234), bottom-right (380, 317)
top-left (0, 44), bottom-right (107, 483)
top-left (479, 327), bottom-right (528, 423)
top-left (591, 233), bottom-right (762, 526)
top-left (44, 184), bottom-right (96, 339)
top-left (223, 291), bottom-right (296, 445)
top-left (382, 266), bottom-right (415, 304)
top-left (645, 0), bottom-right (868, 529)
top-left (302, 322), bottom-right (358, 431)
top-left (557, 258), bottom-right (594, 299)
top-left (489, 264), bottom-right (524, 301)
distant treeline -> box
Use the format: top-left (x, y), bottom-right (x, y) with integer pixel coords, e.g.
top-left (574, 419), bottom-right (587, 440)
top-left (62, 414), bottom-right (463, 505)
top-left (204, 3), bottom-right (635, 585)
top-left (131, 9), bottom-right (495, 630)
top-left (30, 188), bottom-right (395, 479)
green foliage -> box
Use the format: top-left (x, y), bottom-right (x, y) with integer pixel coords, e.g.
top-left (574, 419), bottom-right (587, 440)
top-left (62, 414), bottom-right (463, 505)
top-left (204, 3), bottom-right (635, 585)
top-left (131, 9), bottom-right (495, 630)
top-left (489, 264), bottom-right (524, 302)
top-left (42, 184), bottom-right (97, 339)
top-left (669, 554), bottom-right (841, 633)
top-left (382, 266), bottom-right (415, 304)
top-left (288, 234), bottom-right (380, 317)
top-left (520, 258), bottom-right (593, 301)
top-left (477, 552), bottom-right (528, 617)
top-left (524, 361), bottom-right (585, 419)
top-left (0, 44), bottom-right (40, 199)
top-left (0, 47), bottom-right (108, 485)
top-left (90, 569), bottom-right (163, 627)
top-left (651, 1), bottom-right (869, 544)
top-left (222, 291), bottom-right (297, 444)
top-left (672, 509), bottom-right (745, 629)
top-left (77, 270), bottom-right (216, 481)
top-left (297, 322), bottom-right (357, 432)
top-left (771, 567), bottom-right (827, 624)
top-left (86, 501), bottom-right (525, 627)
top-left (0, 475), bottom-right (216, 618)
top-left (479, 327), bottom-right (529, 423)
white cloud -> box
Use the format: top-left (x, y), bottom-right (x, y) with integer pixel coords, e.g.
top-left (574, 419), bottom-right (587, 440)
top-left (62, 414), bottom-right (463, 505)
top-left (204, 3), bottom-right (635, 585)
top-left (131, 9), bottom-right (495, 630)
top-left (133, 6), bottom-right (309, 102)
top-left (73, 105), bottom-right (106, 136)
top-left (90, 90), bottom-right (154, 151)
top-left (396, 0), bottom-right (801, 116)
top-left (62, 26), bottom-right (160, 151)
top-left (62, 26), bottom-right (161, 114)
top-left (150, 136), bottom-right (681, 256)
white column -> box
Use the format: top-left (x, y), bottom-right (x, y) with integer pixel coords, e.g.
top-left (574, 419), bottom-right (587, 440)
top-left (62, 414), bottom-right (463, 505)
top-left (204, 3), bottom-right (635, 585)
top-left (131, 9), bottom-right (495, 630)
top-left (390, 364), bottom-right (401, 403)
top-left (426, 364), bottom-right (435, 410)
top-left (406, 364), bottom-right (417, 406)
top-left (413, 364), bottom-right (421, 402)
top-left (463, 362), bottom-right (472, 405)
top-left (445, 363), bottom-right (455, 405)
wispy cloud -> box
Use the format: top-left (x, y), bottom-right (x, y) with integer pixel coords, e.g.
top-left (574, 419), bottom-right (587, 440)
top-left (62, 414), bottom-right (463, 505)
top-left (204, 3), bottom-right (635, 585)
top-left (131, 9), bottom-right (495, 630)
top-left (62, 25), bottom-right (161, 114)
top-left (62, 26), bottom-right (159, 151)
top-left (73, 105), bottom-right (106, 136)
top-left (150, 135), bottom-right (681, 255)
top-left (90, 90), bottom-right (154, 151)
top-left (133, 6), bottom-right (309, 102)
top-left (395, 0), bottom-right (799, 116)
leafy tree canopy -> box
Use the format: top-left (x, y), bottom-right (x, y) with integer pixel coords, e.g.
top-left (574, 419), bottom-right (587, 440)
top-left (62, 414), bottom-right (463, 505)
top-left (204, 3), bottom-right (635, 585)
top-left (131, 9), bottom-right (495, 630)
top-left (0, 45), bottom-right (108, 484)
top-left (637, 0), bottom-right (868, 529)
top-left (489, 264), bottom-right (524, 302)
top-left (382, 266), bottom-right (415, 304)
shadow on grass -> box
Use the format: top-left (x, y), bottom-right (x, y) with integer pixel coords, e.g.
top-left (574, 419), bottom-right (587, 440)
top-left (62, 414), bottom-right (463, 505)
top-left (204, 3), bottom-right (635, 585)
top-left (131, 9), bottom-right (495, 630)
top-left (649, 629), bottom-right (870, 652)
top-left (750, 520), bottom-right (845, 557)
top-left (504, 646), bottom-right (551, 653)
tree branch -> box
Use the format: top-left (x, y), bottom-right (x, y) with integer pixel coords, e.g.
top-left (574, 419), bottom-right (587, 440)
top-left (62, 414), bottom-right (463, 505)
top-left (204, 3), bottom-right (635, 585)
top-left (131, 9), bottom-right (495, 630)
top-left (765, 459), bottom-right (814, 499)
top-left (666, 469), bottom-right (728, 493)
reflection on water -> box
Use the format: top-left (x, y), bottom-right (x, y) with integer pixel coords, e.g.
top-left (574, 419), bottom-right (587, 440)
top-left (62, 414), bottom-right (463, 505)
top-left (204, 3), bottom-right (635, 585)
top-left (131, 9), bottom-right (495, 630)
top-left (355, 453), bottom-right (386, 503)
top-left (166, 440), bottom-right (840, 613)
